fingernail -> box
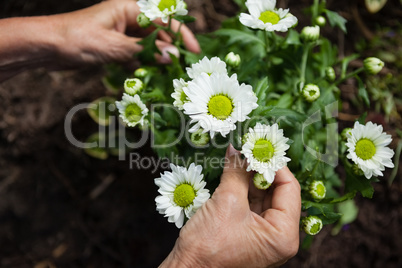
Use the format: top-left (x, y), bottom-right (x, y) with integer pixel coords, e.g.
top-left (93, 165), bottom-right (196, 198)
top-left (161, 46), bottom-right (179, 63)
top-left (226, 144), bottom-right (240, 158)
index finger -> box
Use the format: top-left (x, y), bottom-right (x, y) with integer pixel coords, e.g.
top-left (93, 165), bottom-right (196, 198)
top-left (264, 167), bottom-right (301, 221)
top-left (158, 19), bottom-right (201, 54)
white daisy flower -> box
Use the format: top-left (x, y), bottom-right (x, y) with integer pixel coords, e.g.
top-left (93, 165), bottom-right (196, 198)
top-left (115, 93), bottom-right (148, 127)
top-left (186, 56), bottom-right (227, 79)
top-left (241, 123), bottom-right (290, 183)
top-left (239, 0), bottom-right (298, 32)
top-left (137, 0), bottom-right (188, 24)
top-left (346, 121), bottom-right (394, 179)
top-left (155, 163), bottom-right (210, 228)
top-left (302, 216), bottom-right (323, 235)
top-left (124, 78), bottom-right (144, 96)
top-left (183, 72), bottom-right (258, 138)
top-left (171, 78), bottom-right (188, 110)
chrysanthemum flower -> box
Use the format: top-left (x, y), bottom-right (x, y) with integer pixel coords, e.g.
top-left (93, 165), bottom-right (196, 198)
top-left (241, 123), bottom-right (290, 183)
top-left (239, 0), bottom-right (297, 32)
top-left (124, 78), bottom-right (144, 96)
top-left (186, 56), bottom-right (227, 79)
top-left (302, 215), bottom-right (323, 235)
top-left (115, 93), bottom-right (148, 127)
top-left (171, 78), bottom-right (188, 110)
top-left (309, 180), bottom-right (326, 200)
top-left (154, 163), bottom-right (210, 228)
top-left (302, 83), bottom-right (320, 102)
top-left (137, 0), bottom-right (188, 23)
top-left (183, 73), bottom-right (258, 138)
top-left (190, 129), bottom-right (210, 147)
top-left (253, 173), bottom-right (271, 190)
top-left (346, 121), bottom-right (394, 179)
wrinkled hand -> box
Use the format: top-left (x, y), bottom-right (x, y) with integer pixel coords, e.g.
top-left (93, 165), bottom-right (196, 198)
top-left (162, 145), bottom-right (301, 267)
top-left (54, 0), bottom-right (200, 66)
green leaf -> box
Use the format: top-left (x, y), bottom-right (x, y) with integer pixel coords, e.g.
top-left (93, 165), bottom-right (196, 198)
top-left (285, 29), bottom-right (301, 45)
top-left (136, 30), bottom-right (160, 63)
top-left (331, 199), bottom-right (359, 235)
top-left (340, 54), bottom-right (359, 79)
top-left (254, 77), bottom-right (269, 106)
top-left (264, 107), bottom-right (308, 122)
top-left (324, 10), bottom-right (347, 33)
top-left (345, 167), bottom-right (374, 198)
top-left (214, 29), bottom-right (265, 47)
top-left (357, 76), bottom-right (370, 106)
top-left (87, 97), bottom-right (116, 126)
top-left (174, 15), bottom-right (196, 23)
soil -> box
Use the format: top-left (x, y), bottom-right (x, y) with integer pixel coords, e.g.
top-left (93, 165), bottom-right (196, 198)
top-left (1, 0), bottom-right (401, 267)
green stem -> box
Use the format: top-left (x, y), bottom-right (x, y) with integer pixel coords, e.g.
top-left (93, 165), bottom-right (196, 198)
top-left (264, 31), bottom-right (270, 53)
top-left (299, 43), bottom-right (312, 90)
top-left (335, 67), bottom-right (364, 86)
top-left (312, 0), bottom-right (320, 23)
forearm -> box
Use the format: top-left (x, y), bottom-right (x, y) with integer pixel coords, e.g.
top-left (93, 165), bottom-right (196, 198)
top-left (0, 16), bottom-right (63, 82)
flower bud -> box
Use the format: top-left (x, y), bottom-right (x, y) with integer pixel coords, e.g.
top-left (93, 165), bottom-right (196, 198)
top-left (364, 57), bottom-right (384, 75)
top-left (134, 68), bottom-right (148, 78)
top-left (190, 129), bottom-right (210, 147)
top-left (137, 13), bottom-right (151, 28)
top-left (325, 66), bottom-right (336, 82)
top-left (309, 180), bottom-right (326, 200)
top-left (300, 25), bottom-right (320, 42)
top-left (124, 78), bottom-right (144, 95)
top-left (315, 16), bottom-right (326, 27)
top-left (225, 52), bottom-right (241, 68)
top-left (253, 173), bottom-right (271, 190)
top-left (302, 84), bottom-right (320, 102)
top-left (302, 215), bottom-right (323, 235)
top-left (352, 164), bottom-right (364, 177)
top-left (341, 127), bottom-right (352, 140)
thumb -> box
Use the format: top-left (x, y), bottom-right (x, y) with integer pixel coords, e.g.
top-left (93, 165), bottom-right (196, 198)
top-left (216, 144), bottom-right (252, 203)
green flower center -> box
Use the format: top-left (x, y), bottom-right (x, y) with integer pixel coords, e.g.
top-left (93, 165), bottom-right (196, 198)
top-left (259, 10), bottom-right (280, 25)
top-left (126, 80), bottom-right (138, 88)
top-left (174, 184), bottom-right (196, 207)
top-left (180, 90), bottom-right (187, 103)
top-left (125, 103), bottom-right (142, 122)
top-left (253, 139), bottom-right (275, 162)
top-left (355, 138), bottom-right (376, 160)
top-left (310, 222), bottom-right (321, 234)
top-left (316, 184), bottom-right (325, 197)
top-left (309, 89), bottom-right (317, 96)
top-left (158, 0), bottom-right (176, 12)
top-left (208, 95), bottom-right (233, 120)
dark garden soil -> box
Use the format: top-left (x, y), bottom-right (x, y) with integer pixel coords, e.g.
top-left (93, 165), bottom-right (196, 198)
top-left (0, 0), bottom-right (401, 267)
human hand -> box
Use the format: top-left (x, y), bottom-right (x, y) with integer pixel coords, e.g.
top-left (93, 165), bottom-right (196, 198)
top-left (53, 0), bottom-right (200, 66)
top-left (161, 145), bottom-right (301, 267)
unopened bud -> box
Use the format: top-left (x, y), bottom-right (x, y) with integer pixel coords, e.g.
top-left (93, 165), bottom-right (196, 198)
top-left (352, 164), bottom-right (364, 176)
top-left (302, 215), bottom-right (323, 235)
top-left (134, 68), bottom-right (148, 78)
top-left (253, 173), bottom-right (271, 190)
top-left (225, 52), bottom-right (241, 68)
top-left (341, 128), bottom-right (352, 140)
top-left (190, 129), bottom-right (210, 147)
top-left (124, 78), bottom-right (144, 95)
top-left (315, 16), bottom-right (326, 27)
top-left (364, 57), bottom-right (384, 75)
top-left (309, 180), bottom-right (326, 200)
top-left (301, 25), bottom-right (320, 42)
top-left (137, 13), bottom-right (151, 28)
top-left (302, 84), bottom-right (320, 102)
top-left (325, 66), bottom-right (336, 82)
